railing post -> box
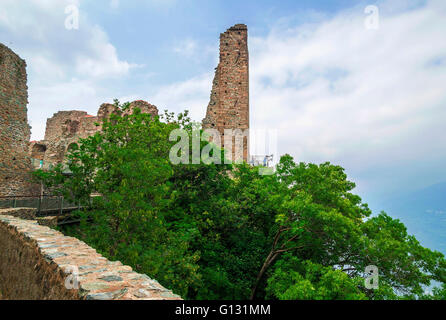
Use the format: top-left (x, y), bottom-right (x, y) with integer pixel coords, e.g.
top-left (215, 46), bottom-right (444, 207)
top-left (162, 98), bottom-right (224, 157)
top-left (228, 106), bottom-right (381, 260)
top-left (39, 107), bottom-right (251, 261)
top-left (59, 196), bottom-right (63, 217)
top-left (13, 198), bottom-right (17, 208)
top-left (37, 197), bottom-right (41, 215)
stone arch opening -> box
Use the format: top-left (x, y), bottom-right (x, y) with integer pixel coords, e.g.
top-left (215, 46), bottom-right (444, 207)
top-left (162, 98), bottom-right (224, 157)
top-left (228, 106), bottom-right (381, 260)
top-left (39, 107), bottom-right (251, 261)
top-left (67, 142), bottom-right (79, 153)
top-left (31, 144), bottom-right (47, 160)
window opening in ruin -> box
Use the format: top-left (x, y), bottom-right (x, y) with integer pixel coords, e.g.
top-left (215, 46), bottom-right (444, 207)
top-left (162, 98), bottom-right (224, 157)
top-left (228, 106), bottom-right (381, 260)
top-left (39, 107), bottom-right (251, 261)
top-left (67, 143), bottom-right (79, 152)
top-left (31, 144), bottom-right (47, 159)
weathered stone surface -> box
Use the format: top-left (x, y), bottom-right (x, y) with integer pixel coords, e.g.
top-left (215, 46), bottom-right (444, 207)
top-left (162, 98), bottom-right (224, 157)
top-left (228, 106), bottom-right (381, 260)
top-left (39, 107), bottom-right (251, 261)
top-left (0, 207), bottom-right (36, 220)
top-left (0, 209), bottom-right (182, 300)
top-left (202, 24), bottom-right (250, 162)
top-left (0, 25), bottom-right (249, 301)
top-left (97, 103), bottom-right (119, 122)
top-left (99, 275), bottom-right (123, 282)
top-left (86, 288), bottom-right (127, 300)
top-left (36, 216), bottom-right (59, 228)
top-left (30, 100), bottom-right (159, 169)
top-left (0, 43), bottom-right (39, 196)
top-left (124, 100), bottom-right (158, 117)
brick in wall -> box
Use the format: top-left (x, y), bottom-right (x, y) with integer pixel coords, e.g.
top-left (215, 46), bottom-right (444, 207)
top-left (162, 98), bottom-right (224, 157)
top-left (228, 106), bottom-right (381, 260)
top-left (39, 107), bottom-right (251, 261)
top-left (0, 209), bottom-right (182, 300)
top-left (202, 24), bottom-right (250, 162)
top-left (0, 43), bottom-right (38, 196)
top-left (31, 101), bottom-right (159, 167)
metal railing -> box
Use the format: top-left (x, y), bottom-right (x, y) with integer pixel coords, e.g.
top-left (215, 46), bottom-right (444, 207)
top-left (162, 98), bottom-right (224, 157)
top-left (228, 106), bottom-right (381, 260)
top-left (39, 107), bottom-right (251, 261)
top-left (249, 154), bottom-right (274, 167)
top-left (0, 195), bottom-right (83, 217)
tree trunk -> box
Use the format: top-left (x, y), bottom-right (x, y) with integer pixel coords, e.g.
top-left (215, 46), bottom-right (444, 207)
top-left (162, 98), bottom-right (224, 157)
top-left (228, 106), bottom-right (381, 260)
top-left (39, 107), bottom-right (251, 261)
top-left (250, 226), bottom-right (303, 299)
top-left (250, 251), bottom-right (278, 300)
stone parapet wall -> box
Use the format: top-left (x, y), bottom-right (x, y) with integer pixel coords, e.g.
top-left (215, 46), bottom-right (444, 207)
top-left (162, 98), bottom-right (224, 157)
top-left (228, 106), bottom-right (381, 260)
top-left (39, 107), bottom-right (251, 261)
top-left (0, 209), bottom-right (181, 300)
top-left (0, 207), bottom-right (36, 220)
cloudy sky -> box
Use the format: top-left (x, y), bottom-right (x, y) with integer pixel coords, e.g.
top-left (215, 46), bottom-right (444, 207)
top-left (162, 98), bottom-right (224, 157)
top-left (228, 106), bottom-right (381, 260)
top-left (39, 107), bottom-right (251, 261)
top-left (1, 0), bottom-right (445, 210)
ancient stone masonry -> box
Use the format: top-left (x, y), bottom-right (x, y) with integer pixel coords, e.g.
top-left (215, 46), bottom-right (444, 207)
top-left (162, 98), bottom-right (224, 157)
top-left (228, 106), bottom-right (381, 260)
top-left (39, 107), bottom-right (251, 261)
top-left (203, 24), bottom-right (250, 162)
top-left (0, 207), bottom-right (36, 220)
top-left (0, 207), bottom-right (59, 227)
top-left (0, 26), bottom-right (254, 300)
top-left (0, 44), bottom-right (38, 196)
top-left (30, 100), bottom-right (159, 168)
top-left (0, 209), bottom-right (181, 300)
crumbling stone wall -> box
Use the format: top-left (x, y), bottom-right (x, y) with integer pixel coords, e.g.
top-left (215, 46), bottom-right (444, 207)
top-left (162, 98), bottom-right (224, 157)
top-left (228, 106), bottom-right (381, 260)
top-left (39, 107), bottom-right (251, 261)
top-left (0, 207), bottom-right (36, 220)
top-left (203, 24), bottom-right (250, 162)
top-left (30, 142), bottom-right (46, 161)
top-left (31, 101), bottom-right (159, 168)
top-left (0, 44), bottom-right (38, 196)
top-left (0, 209), bottom-right (181, 300)
top-left (123, 100), bottom-right (159, 117)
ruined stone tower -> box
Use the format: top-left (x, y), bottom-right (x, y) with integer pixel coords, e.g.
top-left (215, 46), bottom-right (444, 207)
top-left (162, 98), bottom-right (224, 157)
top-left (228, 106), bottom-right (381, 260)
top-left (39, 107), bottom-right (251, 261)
top-left (0, 44), bottom-right (36, 196)
top-left (30, 100), bottom-right (159, 168)
top-left (203, 24), bottom-right (249, 162)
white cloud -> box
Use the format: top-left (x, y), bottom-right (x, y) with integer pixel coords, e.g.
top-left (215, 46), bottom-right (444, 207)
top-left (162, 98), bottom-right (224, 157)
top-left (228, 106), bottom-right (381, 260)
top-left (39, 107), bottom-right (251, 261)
top-left (27, 78), bottom-right (108, 143)
top-left (2, 0), bottom-right (445, 202)
top-left (74, 25), bottom-right (137, 77)
top-left (141, 0), bottom-right (446, 200)
top-left (249, 0), bottom-right (446, 198)
top-left (173, 38), bottom-right (218, 66)
top-left (0, 0), bottom-right (138, 139)
top-left (127, 0), bottom-right (446, 200)
top-left (174, 39), bottom-right (198, 57)
top-left (150, 73), bottom-right (213, 121)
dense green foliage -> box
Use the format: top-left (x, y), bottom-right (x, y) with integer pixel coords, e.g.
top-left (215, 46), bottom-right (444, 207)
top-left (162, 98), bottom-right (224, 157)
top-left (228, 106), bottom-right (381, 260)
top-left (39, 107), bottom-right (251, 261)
top-left (34, 101), bottom-right (446, 300)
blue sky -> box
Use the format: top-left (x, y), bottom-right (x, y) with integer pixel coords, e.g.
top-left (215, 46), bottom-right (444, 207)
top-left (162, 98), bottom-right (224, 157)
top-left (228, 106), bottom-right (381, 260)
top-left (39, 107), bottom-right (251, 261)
top-left (77, 0), bottom-right (393, 84)
top-left (1, 0), bottom-right (445, 213)
top-left (73, 0), bottom-right (368, 87)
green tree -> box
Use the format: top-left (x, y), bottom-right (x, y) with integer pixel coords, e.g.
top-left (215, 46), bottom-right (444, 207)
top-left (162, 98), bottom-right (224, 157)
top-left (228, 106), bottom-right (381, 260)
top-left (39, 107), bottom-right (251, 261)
top-left (257, 155), bottom-right (446, 300)
top-left (34, 103), bottom-right (446, 300)
top-left (34, 101), bottom-right (201, 297)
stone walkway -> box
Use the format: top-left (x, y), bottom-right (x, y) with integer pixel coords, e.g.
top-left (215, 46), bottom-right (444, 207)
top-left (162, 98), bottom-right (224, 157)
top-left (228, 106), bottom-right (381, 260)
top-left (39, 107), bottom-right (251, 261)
top-left (0, 210), bottom-right (181, 300)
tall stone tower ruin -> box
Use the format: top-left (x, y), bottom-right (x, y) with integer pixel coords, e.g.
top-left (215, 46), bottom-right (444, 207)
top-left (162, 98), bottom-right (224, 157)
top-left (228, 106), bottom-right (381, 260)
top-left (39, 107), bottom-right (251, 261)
top-left (0, 44), bottom-right (36, 196)
top-left (203, 24), bottom-right (249, 162)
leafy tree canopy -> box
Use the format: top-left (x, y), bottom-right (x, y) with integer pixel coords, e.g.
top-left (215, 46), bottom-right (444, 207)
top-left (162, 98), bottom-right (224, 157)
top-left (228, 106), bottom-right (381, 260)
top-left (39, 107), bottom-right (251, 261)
top-left (34, 101), bottom-right (446, 300)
